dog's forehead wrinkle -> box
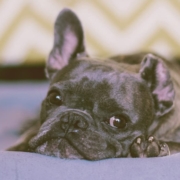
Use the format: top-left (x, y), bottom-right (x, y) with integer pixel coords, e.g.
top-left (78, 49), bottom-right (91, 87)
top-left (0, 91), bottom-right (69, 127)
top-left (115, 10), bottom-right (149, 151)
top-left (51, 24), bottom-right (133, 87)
top-left (63, 59), bottom-right (121, 80)
top-left (52, 58), bottom-right (139, 86)
top-left (52, 76), bottom-right (112, 97)
top-left (58, 64), bottom-right (130, 88)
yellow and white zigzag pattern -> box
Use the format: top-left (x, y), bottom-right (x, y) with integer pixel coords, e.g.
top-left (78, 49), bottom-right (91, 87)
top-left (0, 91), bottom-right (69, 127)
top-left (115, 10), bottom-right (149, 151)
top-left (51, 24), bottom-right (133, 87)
top-left (0, 0), bottom-right (180, 65)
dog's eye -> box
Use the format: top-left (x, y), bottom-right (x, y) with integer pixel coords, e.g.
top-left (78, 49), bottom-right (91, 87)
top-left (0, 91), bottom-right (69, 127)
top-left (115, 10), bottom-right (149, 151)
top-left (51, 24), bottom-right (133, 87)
top-left (108, 115), bottom-right (127, 129)
top-left (48, 92), bottom-right (62, 106)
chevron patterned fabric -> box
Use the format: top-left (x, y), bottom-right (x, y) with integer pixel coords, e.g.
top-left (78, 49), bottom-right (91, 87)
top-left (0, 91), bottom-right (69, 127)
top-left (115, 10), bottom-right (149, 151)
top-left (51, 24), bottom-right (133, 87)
top-left (0, 0), bottom-right (180, 65)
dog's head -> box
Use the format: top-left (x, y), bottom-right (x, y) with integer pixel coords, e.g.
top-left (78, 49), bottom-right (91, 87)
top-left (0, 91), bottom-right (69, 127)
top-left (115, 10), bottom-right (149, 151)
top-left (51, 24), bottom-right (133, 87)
top-left (29, 9), bottom-right (175, 160)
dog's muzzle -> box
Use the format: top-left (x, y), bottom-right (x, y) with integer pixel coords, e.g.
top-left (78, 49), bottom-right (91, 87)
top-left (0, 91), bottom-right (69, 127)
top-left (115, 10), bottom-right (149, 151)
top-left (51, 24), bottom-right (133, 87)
top-left (28, 110), bottom-right (97, 159)
top-left (29, 110), bottom-right (118, 160)
top-left (29, 110), bottom-right (91, 145)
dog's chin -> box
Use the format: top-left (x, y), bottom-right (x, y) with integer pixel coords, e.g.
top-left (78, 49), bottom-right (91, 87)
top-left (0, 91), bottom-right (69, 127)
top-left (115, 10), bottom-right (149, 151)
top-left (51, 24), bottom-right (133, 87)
top-left (34, 138), bottom-right (84, 159)
top-left (30, 130), bottom-right (118, 160)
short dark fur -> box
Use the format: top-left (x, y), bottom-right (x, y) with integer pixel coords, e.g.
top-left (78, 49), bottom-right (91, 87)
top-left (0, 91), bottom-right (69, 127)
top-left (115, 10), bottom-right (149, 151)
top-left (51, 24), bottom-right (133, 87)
top-left (8, 9), bottom-right (180, 160)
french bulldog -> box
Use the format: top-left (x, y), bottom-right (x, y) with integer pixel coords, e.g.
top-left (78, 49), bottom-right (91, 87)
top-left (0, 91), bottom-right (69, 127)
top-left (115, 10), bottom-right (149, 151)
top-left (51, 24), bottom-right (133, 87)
top-left (8, 8), bottom-right (180, 160)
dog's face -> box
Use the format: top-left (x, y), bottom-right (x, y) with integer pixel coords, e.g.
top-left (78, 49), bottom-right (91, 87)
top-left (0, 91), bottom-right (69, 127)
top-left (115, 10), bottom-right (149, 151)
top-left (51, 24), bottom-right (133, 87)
top-left (29, 9), bottom-right (175, 160)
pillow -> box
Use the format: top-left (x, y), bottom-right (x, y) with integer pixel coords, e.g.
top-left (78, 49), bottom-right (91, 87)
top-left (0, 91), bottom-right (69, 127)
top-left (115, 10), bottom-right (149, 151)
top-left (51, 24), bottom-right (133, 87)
top-left (0, 151), bottom-right (180, 180)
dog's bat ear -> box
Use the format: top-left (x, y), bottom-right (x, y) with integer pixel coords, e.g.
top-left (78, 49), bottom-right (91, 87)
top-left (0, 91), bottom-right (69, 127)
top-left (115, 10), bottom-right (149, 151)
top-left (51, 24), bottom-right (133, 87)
top-left (139, 54), bottom-right (175, 117)
top-left (46, 8), bottom-right (86, 79)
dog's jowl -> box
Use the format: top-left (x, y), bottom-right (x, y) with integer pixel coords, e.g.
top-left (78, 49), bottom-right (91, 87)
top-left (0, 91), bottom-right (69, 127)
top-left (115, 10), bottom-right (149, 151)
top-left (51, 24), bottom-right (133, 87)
top-left (8, 9), bottom-right (180, 160)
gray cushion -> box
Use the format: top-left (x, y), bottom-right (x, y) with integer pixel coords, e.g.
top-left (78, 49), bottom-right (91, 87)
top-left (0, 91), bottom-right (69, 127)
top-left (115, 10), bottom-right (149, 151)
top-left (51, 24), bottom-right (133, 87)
top-left (1, 151), bottom-right (180, 180)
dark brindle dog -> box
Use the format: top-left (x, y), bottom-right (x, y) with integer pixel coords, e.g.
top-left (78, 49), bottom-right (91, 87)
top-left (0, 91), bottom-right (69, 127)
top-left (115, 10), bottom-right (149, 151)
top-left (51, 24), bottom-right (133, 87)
top-left (8, 9), bottom-right (180, 160)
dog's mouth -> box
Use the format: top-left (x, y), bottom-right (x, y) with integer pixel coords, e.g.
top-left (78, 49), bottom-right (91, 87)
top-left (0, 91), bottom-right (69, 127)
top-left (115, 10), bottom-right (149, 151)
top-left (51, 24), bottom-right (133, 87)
top-left (33, 137), bottom-right (84, 159)
top-left (29, 130), bottom-right (84, 159)
top-left (29, 130), bottom-right (118, 160)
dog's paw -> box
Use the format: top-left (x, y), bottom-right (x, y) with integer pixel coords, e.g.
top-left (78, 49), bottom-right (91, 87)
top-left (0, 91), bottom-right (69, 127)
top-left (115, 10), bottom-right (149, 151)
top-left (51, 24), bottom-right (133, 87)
top-left (130, 136), bottom-right (170, 157)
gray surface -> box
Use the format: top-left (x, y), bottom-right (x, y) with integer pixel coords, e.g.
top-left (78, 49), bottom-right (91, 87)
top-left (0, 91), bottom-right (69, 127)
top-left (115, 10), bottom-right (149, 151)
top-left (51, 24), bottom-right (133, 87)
top-left (1, 151), bottom-right (180, 180)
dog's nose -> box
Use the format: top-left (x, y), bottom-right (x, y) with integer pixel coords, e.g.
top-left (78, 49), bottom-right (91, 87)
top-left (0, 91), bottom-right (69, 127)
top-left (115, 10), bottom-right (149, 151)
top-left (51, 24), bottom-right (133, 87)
top-left (60, 112), bottom-right (88, 132)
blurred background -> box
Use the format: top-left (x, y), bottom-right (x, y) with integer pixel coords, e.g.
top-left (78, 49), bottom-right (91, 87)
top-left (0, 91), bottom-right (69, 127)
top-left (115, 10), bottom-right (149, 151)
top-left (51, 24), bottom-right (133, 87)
top-left (0, 0), bottom-right (180, 150)
top-left (1, 0), bottom-right (180, 66)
